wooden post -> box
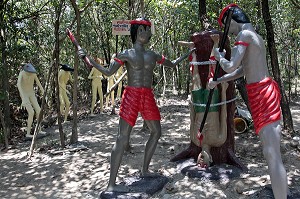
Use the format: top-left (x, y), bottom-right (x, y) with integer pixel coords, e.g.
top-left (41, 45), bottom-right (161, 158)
top-left (171, 30), bottom-right (246, 170)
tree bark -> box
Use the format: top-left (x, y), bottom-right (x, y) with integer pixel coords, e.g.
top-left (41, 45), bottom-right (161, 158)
top-left (54, 1), bottom-right (65, 147)
top-left (261, 0), bottom-right (294, 132)
top-left (0, 1), bottom-right (11, 144)
top-left (171, 1), bottom-right (245, 169)
top-left (70, 0), bottom-right (80, 144)
top-left (198, 0), bottom-right (213, 30)
top-left (171, 31), bottom-right (246, 170)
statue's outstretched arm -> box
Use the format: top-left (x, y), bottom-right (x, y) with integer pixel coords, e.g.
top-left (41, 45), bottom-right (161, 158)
top-left (213, 32), bottom-right (249, 73)
top-left (78, 49), bottom-right (122, 76)
top-left (160, 48), bottom-right (196, 68)
top-left (208, 66), bottom-right (244, 89)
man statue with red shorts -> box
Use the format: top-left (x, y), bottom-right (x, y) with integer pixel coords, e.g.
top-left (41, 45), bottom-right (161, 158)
top-left (78, 18), bottom-right (194, 192)
top-left (208, 4), bottom-right (288, 199)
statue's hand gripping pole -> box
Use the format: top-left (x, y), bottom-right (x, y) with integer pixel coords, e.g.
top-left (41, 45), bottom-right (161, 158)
top-left (66, 28), bottom-right (92, 68)
top-left (197, 8), bottom-right (234, 139)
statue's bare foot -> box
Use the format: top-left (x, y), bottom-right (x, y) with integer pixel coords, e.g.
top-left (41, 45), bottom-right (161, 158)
top-left (197, 154), bottom-right (209, 168)
top-left (106, 184), bottom-right (130, 192)
top-left (25, 134), bottom-right (33, 138)
top-left (210, 34), bottom-right (220, 45)
top-left (197, 162), bottom-right (208, 168)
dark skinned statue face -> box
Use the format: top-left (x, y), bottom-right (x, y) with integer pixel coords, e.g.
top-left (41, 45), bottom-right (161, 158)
top-left (136, 25), bottom-right (151, 44)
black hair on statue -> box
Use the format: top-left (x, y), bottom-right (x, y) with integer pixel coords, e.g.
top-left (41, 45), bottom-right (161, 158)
top-left (222, 6), bottom-right (250, 25)
top-left (60, 64), bottom-right (74, 72)
top-left (130, 18), bottom-right (151, 44)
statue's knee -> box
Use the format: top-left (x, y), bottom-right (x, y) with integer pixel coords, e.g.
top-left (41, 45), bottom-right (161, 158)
top-left (66, 101), bottom-right (71, 107)
top-left (152, 129), bottom-right (161, 140)
top-left (263, 147), bottom-right (278, 162)
top-left (27, 109), bottom-right (34, 118)
top-left (117, 134), bottom-right (129, 148)
top-left (123, 139), bottom-right (130, 150)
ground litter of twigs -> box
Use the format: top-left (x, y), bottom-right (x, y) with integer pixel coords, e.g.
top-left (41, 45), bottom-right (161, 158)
top-left (1, 93), bottom-right (300, 199)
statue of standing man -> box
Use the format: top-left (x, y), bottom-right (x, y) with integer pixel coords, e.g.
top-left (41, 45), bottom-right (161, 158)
top-left (17, 63), bottom-right (44, 137)
top-left (208, 4), bottom-right (288, 199)
top-left (58, 64), bottom-right (74, 122)
top-left (89, 58), bottom-right (104, 115)
top-left (78, 18), bottom-right (195, 192)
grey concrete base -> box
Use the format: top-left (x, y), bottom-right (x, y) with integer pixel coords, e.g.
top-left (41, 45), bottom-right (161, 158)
top-left (178, 158), bottom-right (243, 180)
top-left (248, 185), bottom-right (300, 199)
top-left (100, 175), bottom-right (169, 199)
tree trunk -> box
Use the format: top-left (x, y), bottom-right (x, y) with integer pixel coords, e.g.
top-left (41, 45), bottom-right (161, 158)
top-left (198, 0), bottom-right (213, 30)
top-left (0, 109), bottom-right (9, 149)
top-left (171, 31), bottom-right (246, 170)
top-left (70, 0), bottom-right (80, 144)
top-left (261, 0), bottom-right (294, 132)
top-left (294, 52), bottom-right (298, 96)
top-left (54, 1), bottom-right (65, 147)
top-left (0, 1), bottom-right (11, 143)
top-left (171, 1), bottom-right (245, 169)
top-left (234, 77), bottom-right (250, 111)
top-left (288, 54), bottom-right (291, 102)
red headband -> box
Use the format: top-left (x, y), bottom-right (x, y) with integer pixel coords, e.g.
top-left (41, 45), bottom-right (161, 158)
top-left (130, 19), bottom-right (151, 26)
top-left (218, 3), bottom-right (239, 27)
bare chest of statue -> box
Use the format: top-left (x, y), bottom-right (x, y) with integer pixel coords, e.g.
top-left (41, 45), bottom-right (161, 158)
top-left (127, 50), bottom-right (156, 71)
top-left (125, 49), bottom-right (157, 87)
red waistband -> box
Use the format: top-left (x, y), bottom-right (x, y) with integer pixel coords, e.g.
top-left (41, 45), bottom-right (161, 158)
top-left (125, 86), bottom-right (153, 92)
top-left (246, 77), bottom-right (272, 88)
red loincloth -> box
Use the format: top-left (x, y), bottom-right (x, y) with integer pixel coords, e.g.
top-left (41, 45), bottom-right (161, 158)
top-left (119, 86), bottom-right (161, 126)
top-left (246, 77), bottom-right (281, 134)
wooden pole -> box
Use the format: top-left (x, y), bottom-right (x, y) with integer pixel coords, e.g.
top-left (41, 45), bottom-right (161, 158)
top-left (198, 8), bottom-right (234, 134)
top-left (104, 70), bottom-right (127, 98)
top-left (141, 0), bottom-right (144, 18)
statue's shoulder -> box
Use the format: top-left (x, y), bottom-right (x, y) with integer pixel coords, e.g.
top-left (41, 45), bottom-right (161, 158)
top-left (236, 30), bottom-right (255, 44)
top-left (144, 49), bottom-right (159, 59)
top-left (237, 29), bottom-right (256, 38)
top-left (117, 49), bottom-right (132, 59)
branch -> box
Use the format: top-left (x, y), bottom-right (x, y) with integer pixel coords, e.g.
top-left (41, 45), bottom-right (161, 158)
top-left (110, 0), bottom-right (130, 18)
top-left (79, 0), bottom-right (94, 14)
top-left (290, 0), bottom-right (300, 9)
top-left (10, 0), bottom-right (51, 22)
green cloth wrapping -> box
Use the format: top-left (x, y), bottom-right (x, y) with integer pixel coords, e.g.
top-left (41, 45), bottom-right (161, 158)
top-left (192, 88), bottom-right (220, 112)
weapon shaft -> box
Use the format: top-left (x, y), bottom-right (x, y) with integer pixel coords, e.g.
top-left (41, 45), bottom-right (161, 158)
top-left (66, 28), bottom-right (92, 68)
top-left (198, 8), bottom-right (234, 134)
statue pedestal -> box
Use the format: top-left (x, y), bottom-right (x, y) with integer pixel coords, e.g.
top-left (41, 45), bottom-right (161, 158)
top-left (100, 175), bottom-right (169, 199)
top-left (177, 158), bottom-right (243, 181)
top-left (247, 185), bottom-right (300, 199)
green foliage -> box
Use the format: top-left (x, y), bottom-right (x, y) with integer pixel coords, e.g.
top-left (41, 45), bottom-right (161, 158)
top-left (1, 0), bottom-right (299, 114)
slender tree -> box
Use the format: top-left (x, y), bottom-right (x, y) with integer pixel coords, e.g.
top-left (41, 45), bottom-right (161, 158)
top-left (261, 0), bottom-right (294, 132)
top-left (198, 0), bottom-right (213, 30)
top-left (0, 0), bottom-right (11, 145)
top-left (69, 0), bottom-right (80, 144)
top-left (54, 0), bottom-right (65, 147)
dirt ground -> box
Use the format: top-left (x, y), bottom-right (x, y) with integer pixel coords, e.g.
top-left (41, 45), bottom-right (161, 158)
top-left (1, 94), bottom-right (300, 199)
